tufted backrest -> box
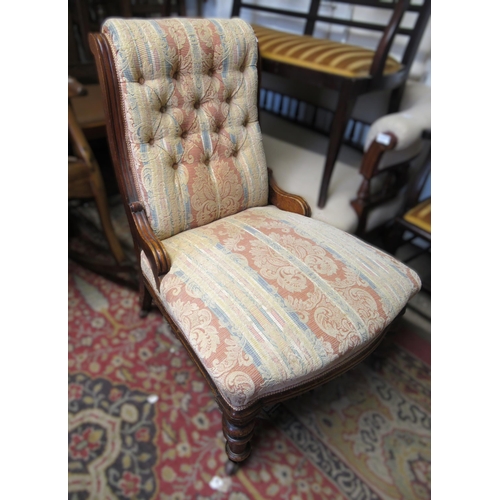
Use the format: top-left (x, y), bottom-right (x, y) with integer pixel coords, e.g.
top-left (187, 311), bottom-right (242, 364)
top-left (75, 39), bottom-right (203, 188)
top-left (103, 18), bottom-right (269, 240)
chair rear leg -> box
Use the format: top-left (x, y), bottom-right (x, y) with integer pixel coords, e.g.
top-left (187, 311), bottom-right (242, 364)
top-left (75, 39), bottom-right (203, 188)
top-left (389, 82), bottom-right (406, 113)
top-left (318, 84), bottom-right (358, 208)
top-left (384, 218), bottom-right (406, 256)
top-left (94, 192), bottom-right (126, 264)
top-left (139, 279), bottom-right (153, 317)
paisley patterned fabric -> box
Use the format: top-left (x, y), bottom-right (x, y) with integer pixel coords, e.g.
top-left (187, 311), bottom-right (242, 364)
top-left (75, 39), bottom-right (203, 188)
top-left (252, 25), bottom-right (402, 78)
top-left (141, 206), bottom-right (421, 410)
top-left (103, 18), bottom-right (268, 240)
top-left (69, 260), bottom-right (430, 499)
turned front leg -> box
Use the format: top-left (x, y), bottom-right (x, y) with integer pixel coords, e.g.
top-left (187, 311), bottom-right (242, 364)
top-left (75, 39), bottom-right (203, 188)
top-left (222, 413), bottom-right (255, 463)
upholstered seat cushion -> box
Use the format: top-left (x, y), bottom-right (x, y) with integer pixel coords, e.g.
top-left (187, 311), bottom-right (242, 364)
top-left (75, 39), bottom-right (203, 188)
top-left (252, 25), bottom-right (402, 78)
top-left (141, 206), bottom-right (420, 410)
top-left (262, 132), bottom-right (404, 234)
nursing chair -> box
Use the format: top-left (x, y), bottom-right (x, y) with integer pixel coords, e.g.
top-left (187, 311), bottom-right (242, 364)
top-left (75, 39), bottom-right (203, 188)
top-left (90, 17), bottom-right (421, 473)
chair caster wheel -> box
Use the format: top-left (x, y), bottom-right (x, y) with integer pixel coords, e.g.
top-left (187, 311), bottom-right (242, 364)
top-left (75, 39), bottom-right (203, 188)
top-left (225, 460), bottom-right (240, 476)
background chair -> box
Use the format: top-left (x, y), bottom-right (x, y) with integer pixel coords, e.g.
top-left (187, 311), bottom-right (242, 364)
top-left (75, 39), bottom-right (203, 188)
top-left (90, 17), bottom-right (421, 473)
top-left (263, 80), bottom-right (431, 236)
top-left (69, 78), bottom-right (107, 141)
top-left (232, 0), bottom-right (431, 208)
top-left (69, 76), bottom-right (125, 265)
top-left (385, 129), bottom-right (430, 292)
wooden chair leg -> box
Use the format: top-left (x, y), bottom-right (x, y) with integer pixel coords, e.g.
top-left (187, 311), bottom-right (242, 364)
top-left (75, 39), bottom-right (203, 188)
top-left (139, 279), bottom-right (153, 317)
top-left (318, 85), bottom-right (358, 208)
top-left (69, 100), bottom-right (126, 265)
top-left (353, 208), bottom-right (369, 238)
top-left (389, 82), bottom-right (406, 114)
top-left (91, 165), bottom-right (125, 264)
top-left (222, 409), bottom-right (258, 475)
top-left (384, 218), bottom-right (406, 256)
top-left (92, 183), bottom-right (126, 264)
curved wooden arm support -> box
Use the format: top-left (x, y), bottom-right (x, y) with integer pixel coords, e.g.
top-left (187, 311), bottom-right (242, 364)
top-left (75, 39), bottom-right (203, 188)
top-left (268, 168), bottom-right (311, 217)
top-left (370, 0), bottom-right (411, 80)
top-left (129, 202), bottom-right (171, 289)
top-left (359, 132), bottom-right (398, 181)
top-left (351, 132), bottom-right (402, 235)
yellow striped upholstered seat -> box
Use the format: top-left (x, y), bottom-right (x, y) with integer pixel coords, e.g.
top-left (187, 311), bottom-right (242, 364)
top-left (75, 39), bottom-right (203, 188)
top-left (252, 25), bottom-right (402, 78)
top-left (403, 198), bottom-right (431, 234)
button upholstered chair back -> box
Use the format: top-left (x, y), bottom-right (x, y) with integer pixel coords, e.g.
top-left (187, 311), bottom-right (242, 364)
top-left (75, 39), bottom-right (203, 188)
top-left (102, 18), bottom-right (269, 241)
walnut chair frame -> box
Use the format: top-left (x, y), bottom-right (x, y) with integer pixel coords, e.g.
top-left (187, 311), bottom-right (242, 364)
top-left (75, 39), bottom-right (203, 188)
top-left (89, 20), bottom-right (415, 473)
top-left (232, 0), bottom-right (431, 208)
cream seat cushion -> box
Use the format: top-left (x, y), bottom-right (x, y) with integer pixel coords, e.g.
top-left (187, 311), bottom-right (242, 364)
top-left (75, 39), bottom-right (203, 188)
top-left (141, 206), bottom-right (420, 410)
top-left (262, 134), bottom-right (404, 233)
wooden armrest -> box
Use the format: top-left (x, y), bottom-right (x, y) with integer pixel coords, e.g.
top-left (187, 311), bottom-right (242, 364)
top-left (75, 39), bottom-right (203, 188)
top-left (129, 202), bottom-right (171, 289)
top-left (268, 168), bottom-right (311, 217)
top-left (351, 132), bottom-right (404, 235)
top-left (359, 132), bottom-right (398, 180)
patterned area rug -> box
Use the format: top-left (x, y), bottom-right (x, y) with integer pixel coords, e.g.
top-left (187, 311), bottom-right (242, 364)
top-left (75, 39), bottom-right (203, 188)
top-left (69, 258), bottom-right (430, 499)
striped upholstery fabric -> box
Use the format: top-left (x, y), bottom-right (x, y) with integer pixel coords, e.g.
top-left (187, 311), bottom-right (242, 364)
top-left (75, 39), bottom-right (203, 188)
top-left (141, 206), bottom-right (421, 410)
top-left (103, 18), bottom-right (268, 240)
top-left (252, 25), bottom-right (402, 78)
